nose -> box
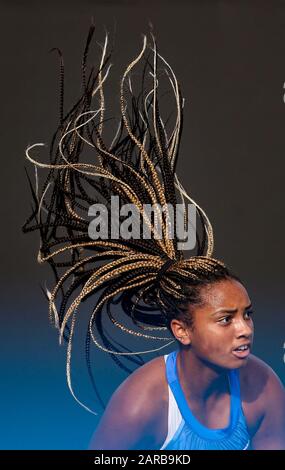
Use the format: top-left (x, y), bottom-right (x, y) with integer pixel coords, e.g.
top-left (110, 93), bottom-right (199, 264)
top-left (235, 317), bottom-right (254, 339)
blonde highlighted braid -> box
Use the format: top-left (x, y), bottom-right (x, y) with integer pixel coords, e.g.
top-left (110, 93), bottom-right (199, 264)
top-left (23, 25), bottom-right (232, 414)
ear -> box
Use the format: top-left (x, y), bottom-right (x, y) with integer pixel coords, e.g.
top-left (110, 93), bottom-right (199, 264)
top-left (170, 318), bottom-right (192, 346)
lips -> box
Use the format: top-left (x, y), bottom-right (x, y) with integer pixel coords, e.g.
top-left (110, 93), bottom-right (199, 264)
top-left (232, 343), bottom-right (251, 359)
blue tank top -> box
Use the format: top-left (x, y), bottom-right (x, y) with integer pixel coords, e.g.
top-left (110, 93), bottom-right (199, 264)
top-left (161, 350), bottom-right (251, 450)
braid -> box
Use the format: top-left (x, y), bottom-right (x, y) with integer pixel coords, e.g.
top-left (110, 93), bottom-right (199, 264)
top-left (23, 26), bottom-right (236, 413)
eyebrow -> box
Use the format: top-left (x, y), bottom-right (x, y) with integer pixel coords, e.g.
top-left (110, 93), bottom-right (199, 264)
top-left (211, 303), bottom-right (253, 316)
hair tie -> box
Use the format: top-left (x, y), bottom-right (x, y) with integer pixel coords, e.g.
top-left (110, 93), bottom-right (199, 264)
top-left (156, 258), bottom-right (176, 283)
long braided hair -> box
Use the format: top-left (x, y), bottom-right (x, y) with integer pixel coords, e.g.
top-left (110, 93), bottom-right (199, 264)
top-left (23, 25), bottom-right (235, 413)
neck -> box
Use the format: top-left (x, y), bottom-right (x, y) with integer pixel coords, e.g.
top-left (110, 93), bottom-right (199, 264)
top-left (177, 348), bottom-right (229, 403)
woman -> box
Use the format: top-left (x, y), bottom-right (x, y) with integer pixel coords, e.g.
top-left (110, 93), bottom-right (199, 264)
top-left (23, 25), bottom-right (285, 450)
top-left (90, 275), bottom-right (285, 450)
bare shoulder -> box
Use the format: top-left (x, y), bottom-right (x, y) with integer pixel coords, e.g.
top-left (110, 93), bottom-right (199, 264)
top-left (119, 354), bottom-right (168, 401)
top-left (113, 354), bottom-right (168, 411)
top-left (241, 354), bottom-right (284, 396)
top-left (110, 355), bottom-right (168, 423)
top-left (89, 355), bottom-right (168, 450)
top-left (240, 354), bottom-right (285, 448)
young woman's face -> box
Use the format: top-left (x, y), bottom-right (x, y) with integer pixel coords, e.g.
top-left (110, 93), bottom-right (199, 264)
top-left (186, 279), bottom-right (254, 370)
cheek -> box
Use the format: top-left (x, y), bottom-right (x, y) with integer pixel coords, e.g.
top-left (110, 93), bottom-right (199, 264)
top-left (192, 324), bottom-right (230, 353)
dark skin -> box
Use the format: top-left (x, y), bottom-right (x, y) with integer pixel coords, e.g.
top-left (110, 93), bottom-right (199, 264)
top-left (89, 279), bottom-right (285, 450)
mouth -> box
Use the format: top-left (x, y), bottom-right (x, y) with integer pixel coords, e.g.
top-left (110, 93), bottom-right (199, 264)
top-left (232, 343), bottom-right (251, 359)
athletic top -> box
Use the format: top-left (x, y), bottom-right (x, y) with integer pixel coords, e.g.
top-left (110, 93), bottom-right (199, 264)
top-left (160, 350), bottom-right (251, 450)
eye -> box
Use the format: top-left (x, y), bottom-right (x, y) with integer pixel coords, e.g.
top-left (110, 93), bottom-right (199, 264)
top-left (244, 309), bottom-right (254, 319)
top-left (218, 316), bottom-right (232, 325)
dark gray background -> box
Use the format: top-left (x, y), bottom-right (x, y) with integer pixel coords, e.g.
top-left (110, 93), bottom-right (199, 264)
top-left (1, 0), bottom-right (285, 449)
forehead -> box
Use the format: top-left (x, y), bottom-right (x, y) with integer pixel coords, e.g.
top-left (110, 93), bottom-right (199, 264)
top-left (200, 279), bottom-right (251, 310)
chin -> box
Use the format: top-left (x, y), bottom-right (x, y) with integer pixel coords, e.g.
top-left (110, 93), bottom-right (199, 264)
top-left (229, 355), bottom-right (250, 369)
top-left (209, 356), bottom-right (250, 372)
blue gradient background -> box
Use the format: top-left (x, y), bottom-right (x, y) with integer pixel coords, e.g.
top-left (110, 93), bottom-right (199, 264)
top-left (1, 0), bottom-right (285, 449)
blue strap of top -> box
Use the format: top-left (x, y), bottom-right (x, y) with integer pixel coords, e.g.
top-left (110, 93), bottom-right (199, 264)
top-left (166, 350), bottom-right (242, 440)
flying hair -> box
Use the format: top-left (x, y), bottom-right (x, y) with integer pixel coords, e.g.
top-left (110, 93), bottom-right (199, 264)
top-left (23, 24), bottom-right (229, 414)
